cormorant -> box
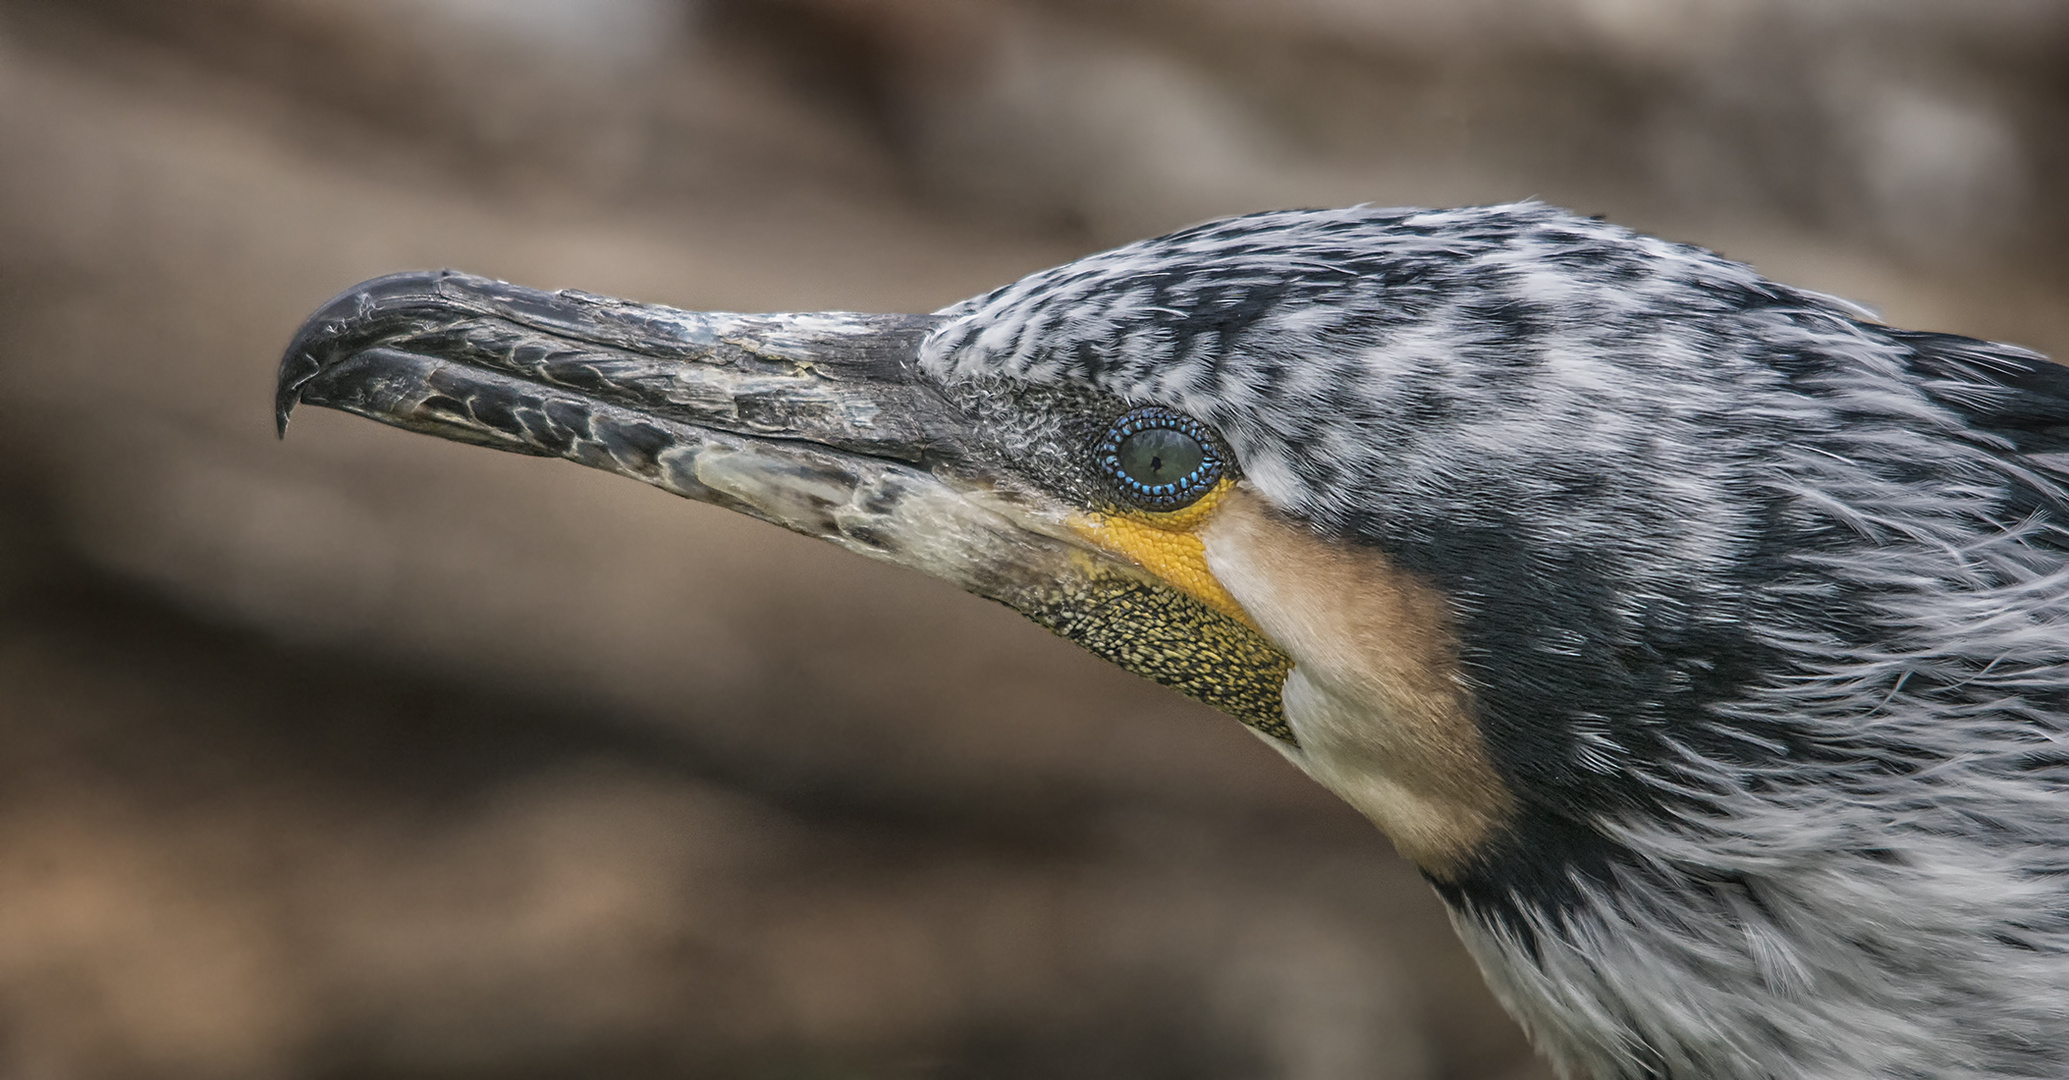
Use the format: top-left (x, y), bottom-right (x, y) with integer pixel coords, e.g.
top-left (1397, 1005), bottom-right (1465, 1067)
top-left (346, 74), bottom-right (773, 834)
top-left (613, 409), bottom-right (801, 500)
top-left (277, 203), bottom-right (2069, 1080)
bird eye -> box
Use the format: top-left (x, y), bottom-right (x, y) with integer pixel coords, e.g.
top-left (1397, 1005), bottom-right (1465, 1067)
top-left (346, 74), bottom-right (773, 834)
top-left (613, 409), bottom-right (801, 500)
top-left (1096, 406), bottom-right (1226, 512)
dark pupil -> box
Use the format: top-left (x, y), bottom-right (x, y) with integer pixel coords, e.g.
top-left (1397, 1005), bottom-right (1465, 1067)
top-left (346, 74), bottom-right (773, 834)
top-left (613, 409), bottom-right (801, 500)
top-left (1117, 427), bottom-right (1204, 488)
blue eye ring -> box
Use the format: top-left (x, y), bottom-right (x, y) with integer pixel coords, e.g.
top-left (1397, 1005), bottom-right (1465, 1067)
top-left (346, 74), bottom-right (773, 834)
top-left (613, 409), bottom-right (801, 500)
top-left (1096, 406), bottom-right (1227, 512)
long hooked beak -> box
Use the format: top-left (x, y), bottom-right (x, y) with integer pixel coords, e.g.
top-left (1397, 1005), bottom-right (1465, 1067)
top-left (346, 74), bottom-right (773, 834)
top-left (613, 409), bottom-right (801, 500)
top-left (278, 270), bottom-right (1295, 741)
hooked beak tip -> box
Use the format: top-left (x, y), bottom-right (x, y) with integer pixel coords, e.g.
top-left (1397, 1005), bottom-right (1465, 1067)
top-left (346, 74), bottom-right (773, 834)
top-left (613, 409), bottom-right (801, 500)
top-left (275, 270), bottom-right (460, 439)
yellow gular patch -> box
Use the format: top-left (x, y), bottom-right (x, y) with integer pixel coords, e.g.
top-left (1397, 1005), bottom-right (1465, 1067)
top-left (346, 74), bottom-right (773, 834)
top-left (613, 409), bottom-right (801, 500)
top-left (1068, 477), bottom-right (1253, 627)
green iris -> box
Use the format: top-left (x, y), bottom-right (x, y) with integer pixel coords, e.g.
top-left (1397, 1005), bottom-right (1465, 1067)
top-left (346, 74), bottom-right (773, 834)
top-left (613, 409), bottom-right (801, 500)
top-left (1117, 426), bottom-right (1206, 489)
top-left (1098, 406), bottom-right (1226, 511)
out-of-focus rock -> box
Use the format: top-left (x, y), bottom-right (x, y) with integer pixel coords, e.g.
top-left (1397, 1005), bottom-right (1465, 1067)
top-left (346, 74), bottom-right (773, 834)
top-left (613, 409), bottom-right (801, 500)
top-left (704, 0), bottom-right (2069, 263)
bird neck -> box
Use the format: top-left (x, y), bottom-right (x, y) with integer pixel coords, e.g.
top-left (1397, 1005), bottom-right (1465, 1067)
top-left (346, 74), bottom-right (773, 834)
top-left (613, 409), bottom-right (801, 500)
top-left (1440, 807), bottom-right (2069, 1080)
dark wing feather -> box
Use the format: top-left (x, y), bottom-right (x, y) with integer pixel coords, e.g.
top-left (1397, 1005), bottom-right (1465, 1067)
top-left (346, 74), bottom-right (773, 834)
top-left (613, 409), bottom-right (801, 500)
top-left (1894, 329), bottom-right (2069, 457)
top-left (1891, 330), bottom-right (2069, 554)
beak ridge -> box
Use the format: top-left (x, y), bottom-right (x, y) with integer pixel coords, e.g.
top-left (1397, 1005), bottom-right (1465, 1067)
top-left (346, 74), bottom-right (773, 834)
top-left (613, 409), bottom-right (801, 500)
top-left (275, 270), bottom-right (953, 453)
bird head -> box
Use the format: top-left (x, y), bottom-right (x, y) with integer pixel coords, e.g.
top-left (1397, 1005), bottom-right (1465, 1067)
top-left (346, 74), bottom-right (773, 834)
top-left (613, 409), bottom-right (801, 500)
top-left (279, 203), bottom-right (2069, 1079)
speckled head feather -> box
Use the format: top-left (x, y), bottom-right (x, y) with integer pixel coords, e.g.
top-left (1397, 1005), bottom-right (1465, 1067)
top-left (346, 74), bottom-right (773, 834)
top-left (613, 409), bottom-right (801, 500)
top-left (922, 203), bottom-right (2069, 1080)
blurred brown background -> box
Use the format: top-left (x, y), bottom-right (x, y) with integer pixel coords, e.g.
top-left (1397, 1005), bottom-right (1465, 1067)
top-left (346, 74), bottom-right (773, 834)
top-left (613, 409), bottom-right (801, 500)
top-left (0, 1), bottom-right (2063, 1077)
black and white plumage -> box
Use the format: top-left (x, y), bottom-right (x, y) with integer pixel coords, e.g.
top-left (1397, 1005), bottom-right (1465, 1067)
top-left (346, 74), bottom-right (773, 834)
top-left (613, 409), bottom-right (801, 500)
top-left (277, 202), bottom-right (2069, 1079)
